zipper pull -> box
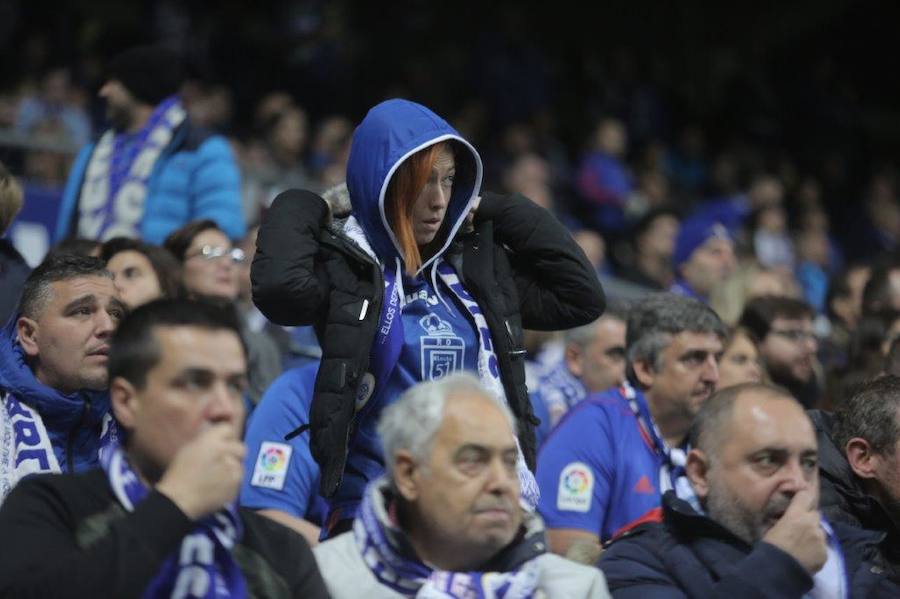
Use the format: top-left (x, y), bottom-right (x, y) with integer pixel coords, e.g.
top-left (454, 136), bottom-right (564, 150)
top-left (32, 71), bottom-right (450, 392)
top-left (359, 299), bottom-right (369, 321)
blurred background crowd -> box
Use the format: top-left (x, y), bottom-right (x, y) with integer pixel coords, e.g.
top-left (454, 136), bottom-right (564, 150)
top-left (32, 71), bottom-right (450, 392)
top-left (2, 0), bottom-right (900, 412)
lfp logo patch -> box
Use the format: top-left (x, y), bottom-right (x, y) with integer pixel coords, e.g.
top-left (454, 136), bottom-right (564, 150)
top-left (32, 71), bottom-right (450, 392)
top-left (557, 462), bottom-right (594, 512)
top-left (251, 442), bottom-right (293, 490)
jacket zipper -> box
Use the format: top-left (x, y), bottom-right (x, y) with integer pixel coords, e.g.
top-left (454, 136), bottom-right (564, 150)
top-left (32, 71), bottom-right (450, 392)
top-left (320, 229), bottom-right (384, 496)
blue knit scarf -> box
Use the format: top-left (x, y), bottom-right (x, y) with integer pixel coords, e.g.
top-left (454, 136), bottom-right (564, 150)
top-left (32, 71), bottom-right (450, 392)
top-left (354, 478), bottom-right (540, 598)
top-left (101, 442), bottom-right (246, 598)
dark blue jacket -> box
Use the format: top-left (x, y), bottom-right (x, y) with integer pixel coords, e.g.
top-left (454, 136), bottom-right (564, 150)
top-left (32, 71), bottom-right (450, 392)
top-left (0, 318), bottom-right (110, 475)
top-left (599, 491), bottom-right (900, 598)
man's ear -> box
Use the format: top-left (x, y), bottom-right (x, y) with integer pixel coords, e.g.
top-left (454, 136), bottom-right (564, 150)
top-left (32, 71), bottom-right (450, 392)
top-left (16, 317), bottom-right (40, 358)
top-left (109, 376), bottom-right (139, 432)
top-left (392, 449), bottom-right (422, 502)
top-left (564, 344), bottom-right (583, 379)
top-left (846, 438), bottom-right (879, 480)
top-left (685, 448), bottom-right (711, 500)
top-left (632, 358), bottom-right (656, 389)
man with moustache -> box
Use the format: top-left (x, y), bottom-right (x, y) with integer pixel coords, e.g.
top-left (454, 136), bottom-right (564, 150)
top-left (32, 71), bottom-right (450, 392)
top-left (56, 44), bottom-right (244, 245)
top-left (314, 372), bottom-right (610, 598)
top-left (600, 383), bottom-right (899, 597)
top-left (0, 255), bottom-right (126, 503)
top-left (740, 295), bottom-right (822, 408)
top-left (536, 294), bottom-right (726, 556)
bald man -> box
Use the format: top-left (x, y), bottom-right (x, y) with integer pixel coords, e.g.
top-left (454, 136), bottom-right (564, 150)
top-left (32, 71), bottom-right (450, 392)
top-left (600, 383), bottom-right (900, 597)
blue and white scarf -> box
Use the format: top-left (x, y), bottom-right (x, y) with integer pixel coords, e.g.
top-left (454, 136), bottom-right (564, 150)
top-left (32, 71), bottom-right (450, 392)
top-left (808, 519), bottom-right (848, 599)
top-left (354, 478), bottom-right (540, 598)
top-left (101, 443), bottom-right (246, 599)
top-left (623, 381), bottom-right (700, 511)
top-left (344, 216), bottom-right (540, 511)
top-left (536, 360), bottom-right (586, 424)
top-left (78, 96), bottom-right (187, 240)
top-left (0, 394), bottom-right (118, 504)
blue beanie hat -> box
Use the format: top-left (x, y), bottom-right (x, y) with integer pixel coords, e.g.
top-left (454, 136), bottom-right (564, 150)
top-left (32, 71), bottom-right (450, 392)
top-left (673, 214), bottom-right (732, 268)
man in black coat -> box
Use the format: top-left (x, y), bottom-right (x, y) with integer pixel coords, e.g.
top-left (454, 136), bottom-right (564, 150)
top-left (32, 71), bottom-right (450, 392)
top-left (0, 299), bottom-right (327, 598)
top-left (600, 382), bottom-right (899, 597)
top-left (813, 375), bottom-right (900, 574)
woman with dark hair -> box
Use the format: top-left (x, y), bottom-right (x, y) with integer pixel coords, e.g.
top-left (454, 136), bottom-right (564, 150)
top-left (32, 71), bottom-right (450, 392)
top-left (252, 98), bottom-right (605, 535)
top-left (100, 237), bottom-right (182, 308)
top-left (163, 220), bottom-right (281, 406)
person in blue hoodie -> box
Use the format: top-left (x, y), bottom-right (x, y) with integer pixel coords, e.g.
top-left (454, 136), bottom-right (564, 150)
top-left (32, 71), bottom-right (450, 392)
top-left (251, 98), bottom-right (605, 536)
top-left (0, 254), bottom-right (126, 503)
top-left (55, 44), bottom-right (244, 245)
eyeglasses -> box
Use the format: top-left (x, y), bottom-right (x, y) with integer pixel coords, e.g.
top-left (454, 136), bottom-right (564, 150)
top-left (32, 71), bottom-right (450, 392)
top-left (770, 329), bottom-right (817, 343)
top-left (186, 245), bottom-right (246, 264)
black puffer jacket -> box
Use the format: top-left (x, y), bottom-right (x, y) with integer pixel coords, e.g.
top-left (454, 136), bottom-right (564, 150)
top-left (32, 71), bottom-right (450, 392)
top-left (252, 189), bottom-right (605, 497)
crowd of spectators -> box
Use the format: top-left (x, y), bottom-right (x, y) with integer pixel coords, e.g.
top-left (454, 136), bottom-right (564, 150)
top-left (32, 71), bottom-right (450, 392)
top-left (3, 2), bottom-right (900, 596)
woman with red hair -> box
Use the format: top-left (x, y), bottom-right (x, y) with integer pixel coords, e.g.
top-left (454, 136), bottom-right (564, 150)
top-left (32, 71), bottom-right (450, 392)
top-left (252, 98), bottom-right (605, 536)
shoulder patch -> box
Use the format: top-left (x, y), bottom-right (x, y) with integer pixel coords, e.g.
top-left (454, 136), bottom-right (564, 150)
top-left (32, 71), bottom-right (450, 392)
top-left (557, 461), bottom-right (594, 512)
top-left (250, 442), bottom-right (293, 490)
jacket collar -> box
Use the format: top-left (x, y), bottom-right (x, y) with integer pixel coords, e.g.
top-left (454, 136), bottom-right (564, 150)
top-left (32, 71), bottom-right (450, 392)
top-left (662, 490), bottom-right (754, 550)
top-left (0, 316), bottom-right (109, 430)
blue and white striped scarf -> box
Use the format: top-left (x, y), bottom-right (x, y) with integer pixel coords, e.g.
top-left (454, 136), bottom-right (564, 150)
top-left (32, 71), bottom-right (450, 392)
top-left (77, 96), bottom-right (186, 240)
top-left (354, 477), bottom-right (540, 598)
top-left (101, 442), bottom-right (246, 599)
top-left (344, 216), bottom-right (540, 511)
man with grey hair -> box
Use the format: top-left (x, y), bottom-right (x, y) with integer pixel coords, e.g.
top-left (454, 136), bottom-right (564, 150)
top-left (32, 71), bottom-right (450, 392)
top-left (314, 372), bottom-right (610, 598)
top-left (600, 382), bottom-right (900, 596)
top-left (0, 254), bottom-right (126, 502)
top-left (535, 301), bottom-right (628, 426)
top-left (811, 375), bottom-right (900, 572)
top-left (536, 293), bottom-right (725, 556)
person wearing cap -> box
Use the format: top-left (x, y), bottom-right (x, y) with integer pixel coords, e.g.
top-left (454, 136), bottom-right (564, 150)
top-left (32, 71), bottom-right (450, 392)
top-left (669, 213), bottom-right (736, 304)
top-left (56, 44), bottom-right (244, 246)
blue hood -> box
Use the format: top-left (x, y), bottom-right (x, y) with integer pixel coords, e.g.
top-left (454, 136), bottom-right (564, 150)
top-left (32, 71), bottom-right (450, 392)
top-left (346, 99), bottom-right (483, 272)
top-left (0, 315), bottom-right (110, 464)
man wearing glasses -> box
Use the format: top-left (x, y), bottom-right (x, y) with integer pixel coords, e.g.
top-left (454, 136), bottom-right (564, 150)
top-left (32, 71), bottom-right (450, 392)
top-left (739, 295), bottom-right (821, 408)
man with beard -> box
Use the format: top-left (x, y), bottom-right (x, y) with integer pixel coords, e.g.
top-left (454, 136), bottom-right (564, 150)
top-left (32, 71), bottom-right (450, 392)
top-left (536, 294), bottom-right (725, 557)
top-left (600, 383), bottom-right (899, 597)
top-left (314, 372), bottom-right (610, 598)
top-left (739, 296), bottom-right (822, 408)
top-left (56, 44), bottom-right (244, 245)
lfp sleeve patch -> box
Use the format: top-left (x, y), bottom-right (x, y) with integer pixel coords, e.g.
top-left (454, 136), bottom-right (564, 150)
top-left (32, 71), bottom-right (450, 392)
top-left (250, 442), bottom-right (293, 491)
top-left (557, 461), bottom-right (594, 513)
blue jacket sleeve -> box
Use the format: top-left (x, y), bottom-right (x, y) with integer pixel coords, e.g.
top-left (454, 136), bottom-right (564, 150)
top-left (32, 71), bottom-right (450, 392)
top-left (190, 135), bottom-right (245, 240)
